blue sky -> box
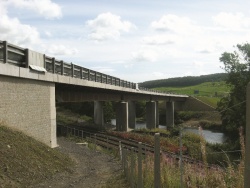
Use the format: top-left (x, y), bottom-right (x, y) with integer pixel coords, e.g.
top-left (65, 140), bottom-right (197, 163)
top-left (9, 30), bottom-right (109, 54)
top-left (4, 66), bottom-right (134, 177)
top-left (1, 0), bottom-right (250, 82)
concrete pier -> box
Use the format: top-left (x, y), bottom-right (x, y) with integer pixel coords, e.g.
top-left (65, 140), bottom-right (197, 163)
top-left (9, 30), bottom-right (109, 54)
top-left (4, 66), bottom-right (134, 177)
top-left (94, 101), bottom-right (104, 127)
top-left (116, 101), bottom-right (128, 131)
top-left (146, 101), bottom-right (156, 129)
top-left (128, 101), bottom-right (136, 129)
top-left (166, 101), bottom-right (174, 128)
top-left (156, 101), bottom-right (159, 128)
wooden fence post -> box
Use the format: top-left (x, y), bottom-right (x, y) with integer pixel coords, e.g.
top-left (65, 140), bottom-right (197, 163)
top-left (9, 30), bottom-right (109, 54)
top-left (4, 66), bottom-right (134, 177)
top-left (94, 134), bottom-right (97, 150)
top-left (124, 149), bottom-right (128, 178)
top-left (180, 128), bottom-right (183, 187)
top-left (130, 147), bottom-right (135, 188)
top-left (138, 142), bottom-right (143, 188)
top-left (245, 82), bottom-right (250, 188)
top-left (154, 133), bottom-right (161, 188)
top-left (119, 141), bottom-right (122, 161)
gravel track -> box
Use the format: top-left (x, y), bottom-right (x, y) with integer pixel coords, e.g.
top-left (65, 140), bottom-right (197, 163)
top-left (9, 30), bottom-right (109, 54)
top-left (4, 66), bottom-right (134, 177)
top-left (31, 137), bottom-right (122, 188)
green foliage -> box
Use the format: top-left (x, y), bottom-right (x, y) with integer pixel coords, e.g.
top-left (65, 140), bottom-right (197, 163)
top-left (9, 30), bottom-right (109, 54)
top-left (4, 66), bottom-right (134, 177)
top-left (217, 43), bottom-right (250, 142)
top-left (176, 111), bottom-right (204, 121)
top-left (182, 132), bottom-right (204, 159)
top-left (135, 101), bottom-right (146, 118)
top-left (103, 101), bottom-right (115, 122)
top-left (139, 73), bottom-right (228, 88)
top-left (58, 102), bottom-right (94, 117)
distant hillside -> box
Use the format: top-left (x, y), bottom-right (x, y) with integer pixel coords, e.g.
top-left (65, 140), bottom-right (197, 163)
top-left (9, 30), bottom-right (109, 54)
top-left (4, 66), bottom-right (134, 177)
top-left (139, 73), bottom-right (227, 88)
top-left (154, 81), bottom-right (230, 108)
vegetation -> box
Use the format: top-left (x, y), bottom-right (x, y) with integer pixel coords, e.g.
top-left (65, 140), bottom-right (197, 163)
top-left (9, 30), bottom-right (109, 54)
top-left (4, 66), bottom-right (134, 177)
top-left (0, 123), bottom-right (73, 187)
top-left (139, 73), bottom-right (227, 88)
top-left (57, 106), bottom-right (93, 125)
top-left (217, 43), bottom-right (250, 143)
top-left (153, 81), bottom-right (230, 108)
top-left (118, 127), bottom-right (245, 187)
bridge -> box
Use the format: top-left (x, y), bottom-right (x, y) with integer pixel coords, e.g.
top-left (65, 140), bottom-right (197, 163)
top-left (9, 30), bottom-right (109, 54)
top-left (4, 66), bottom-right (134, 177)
top-left (0, 40), bottom-right (214, 148)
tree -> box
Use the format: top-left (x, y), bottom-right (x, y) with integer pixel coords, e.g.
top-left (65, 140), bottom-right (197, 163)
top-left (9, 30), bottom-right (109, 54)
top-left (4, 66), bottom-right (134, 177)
top-left (217, 43), bottom-right (250, 143)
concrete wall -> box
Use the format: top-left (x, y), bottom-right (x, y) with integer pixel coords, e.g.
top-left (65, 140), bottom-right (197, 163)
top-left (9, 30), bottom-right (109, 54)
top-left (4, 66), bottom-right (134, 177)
top-left (0, 75), bottom-right (57, 148)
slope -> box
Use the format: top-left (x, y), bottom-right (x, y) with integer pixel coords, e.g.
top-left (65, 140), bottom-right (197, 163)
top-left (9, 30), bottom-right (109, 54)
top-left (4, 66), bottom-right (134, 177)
top-left (0, 123), bottom-right (73, 187)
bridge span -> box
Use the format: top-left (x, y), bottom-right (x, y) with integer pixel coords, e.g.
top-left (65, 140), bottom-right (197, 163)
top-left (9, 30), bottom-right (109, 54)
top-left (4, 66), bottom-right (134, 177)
top-left (0, 41), bottom-right (214, 147)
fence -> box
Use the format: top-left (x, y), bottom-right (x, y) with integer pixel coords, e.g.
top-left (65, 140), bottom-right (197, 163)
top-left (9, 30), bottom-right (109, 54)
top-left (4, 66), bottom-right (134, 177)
top-left (58, 125), bottom-right (234, 187)
top-left (58, 125), bottom-right (181, 187)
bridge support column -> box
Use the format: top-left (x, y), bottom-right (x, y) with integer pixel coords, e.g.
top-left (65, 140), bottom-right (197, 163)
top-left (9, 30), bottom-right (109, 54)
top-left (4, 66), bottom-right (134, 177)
top-left (116, 101), bottom-right (128, 131)
top-left (128, 101), bottom-right (136, 129)
top-left (146, 101), bottom-right (156, 129)
top-left (94, 101), bottom-right (104, 127)
top-left (156, 101), bottom-right (159, 128)
top-left (166, 101), bottom-right (174, 128)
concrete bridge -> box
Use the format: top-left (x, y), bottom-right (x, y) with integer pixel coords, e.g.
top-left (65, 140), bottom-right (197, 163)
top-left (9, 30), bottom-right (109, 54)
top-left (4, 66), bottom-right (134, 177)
top-left (0, 40), bottom-right (214, 148)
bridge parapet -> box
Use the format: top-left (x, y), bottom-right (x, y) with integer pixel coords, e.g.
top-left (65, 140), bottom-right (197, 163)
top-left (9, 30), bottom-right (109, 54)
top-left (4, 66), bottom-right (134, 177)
top-left (0, 40), bottom-right (179, 96)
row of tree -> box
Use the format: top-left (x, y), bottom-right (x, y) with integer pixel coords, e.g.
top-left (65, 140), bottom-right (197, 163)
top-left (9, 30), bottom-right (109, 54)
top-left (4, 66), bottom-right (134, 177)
top-left (139, 73), bottom-right (227, 88)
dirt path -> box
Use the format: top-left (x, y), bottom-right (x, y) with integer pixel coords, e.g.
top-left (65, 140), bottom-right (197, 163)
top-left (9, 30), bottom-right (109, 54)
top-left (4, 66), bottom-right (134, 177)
top-left (31, 137), bottom-right (122, 188)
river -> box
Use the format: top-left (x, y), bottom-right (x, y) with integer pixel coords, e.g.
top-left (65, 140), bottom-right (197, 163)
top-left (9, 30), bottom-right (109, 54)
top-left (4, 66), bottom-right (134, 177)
top-left (111, 119), bottom-right (226, 144)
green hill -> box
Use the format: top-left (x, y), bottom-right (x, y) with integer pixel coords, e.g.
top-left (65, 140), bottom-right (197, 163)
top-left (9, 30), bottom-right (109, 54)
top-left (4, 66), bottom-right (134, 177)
top-left (155, 81), bottom-right (230, 108)
top-left (139, 73), bottom-right (230, 108)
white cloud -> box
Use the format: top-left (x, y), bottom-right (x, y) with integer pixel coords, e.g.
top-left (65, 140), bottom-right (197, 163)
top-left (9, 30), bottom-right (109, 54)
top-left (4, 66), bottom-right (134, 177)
top-left (142, 35), bottom-right (176, 45)
top-left (152, 72), bottom-right (166, 79)
top-left (45, 44), bottom-right (78, 56)
top-left (213, 12), bottom-right (250, 29)
top-left (132, 49), bottom-right (158, 62)
top-left (194, 42), bottom-right (217, 54)
top-left (86, 12), bottom-right (136, 41)
top-left (5, 0), bottom-right (62, 19)
top-left (0, 0), bottom-right (61, 46)
top-left (151, 14), bottom-right (200, 34)
top-left (45, 31), bottom-right (52, 37)
top-left (0, 14), bottom-right (40, 45)
top-left (91, 66), bottom-right (115, 73)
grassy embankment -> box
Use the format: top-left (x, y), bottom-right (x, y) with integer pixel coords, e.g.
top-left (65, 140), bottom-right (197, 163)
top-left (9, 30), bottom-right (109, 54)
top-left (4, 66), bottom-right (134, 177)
top-left (0, 120), bottom-right (128, 188)
top-left (0, 123), bottom-right (73, 187)
top-left (155, 81), bottom-right (230, 108)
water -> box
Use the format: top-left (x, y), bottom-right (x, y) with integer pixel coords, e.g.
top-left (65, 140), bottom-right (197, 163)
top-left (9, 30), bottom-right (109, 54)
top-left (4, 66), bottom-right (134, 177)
top-left (182, 128), bottom-right (226, 144)
top-left (110, 119), bottom-right (226, 144)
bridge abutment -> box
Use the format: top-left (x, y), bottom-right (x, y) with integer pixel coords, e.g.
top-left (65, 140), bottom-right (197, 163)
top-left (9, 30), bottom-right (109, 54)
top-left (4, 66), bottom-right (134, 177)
top-left (0, 76), bottom-right (57, 148)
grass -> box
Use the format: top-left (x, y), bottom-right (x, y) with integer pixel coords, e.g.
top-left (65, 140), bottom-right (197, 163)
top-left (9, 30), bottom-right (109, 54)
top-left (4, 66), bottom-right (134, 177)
top-left (56, 106), bottom-right (93, 125)
top-left (154, 81), bottom-right (230, 108)
top-left (0, 123), bottom-right (74, 187)
top-left (121, 127), bottom-right (245, 188)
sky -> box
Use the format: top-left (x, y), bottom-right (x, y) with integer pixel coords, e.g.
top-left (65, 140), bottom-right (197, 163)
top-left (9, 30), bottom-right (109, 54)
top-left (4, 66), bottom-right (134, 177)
top-left (1, 0), bottom-right (250, 83)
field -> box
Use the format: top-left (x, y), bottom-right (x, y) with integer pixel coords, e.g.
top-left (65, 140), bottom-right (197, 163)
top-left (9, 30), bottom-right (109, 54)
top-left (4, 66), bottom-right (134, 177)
top-left (154, 81), bottom-right (230, 108)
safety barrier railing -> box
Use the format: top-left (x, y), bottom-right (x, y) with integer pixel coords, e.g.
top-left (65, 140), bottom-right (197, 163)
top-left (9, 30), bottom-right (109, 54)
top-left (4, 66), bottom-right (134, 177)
top-left (0, 40), bottom-right (178, 94)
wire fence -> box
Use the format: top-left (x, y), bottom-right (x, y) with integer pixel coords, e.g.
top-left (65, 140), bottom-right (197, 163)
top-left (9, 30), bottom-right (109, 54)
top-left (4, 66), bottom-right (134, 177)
top-left (58, 125), bottom-right (244, 187)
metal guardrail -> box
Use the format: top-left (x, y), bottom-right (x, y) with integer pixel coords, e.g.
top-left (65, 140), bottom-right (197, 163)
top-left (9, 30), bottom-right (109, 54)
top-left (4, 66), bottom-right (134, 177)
top-left (0, 40), bottom-right (178, 94)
